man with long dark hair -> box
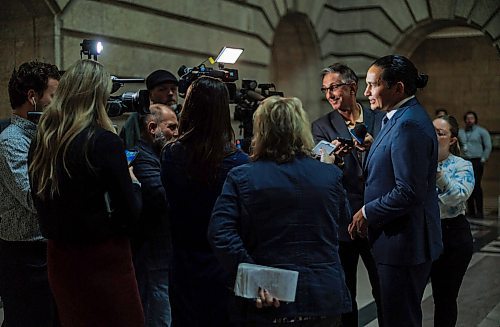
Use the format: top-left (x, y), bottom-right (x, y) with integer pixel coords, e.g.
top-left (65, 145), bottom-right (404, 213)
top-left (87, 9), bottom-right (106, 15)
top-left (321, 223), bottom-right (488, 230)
top-left (349, 55), bottom-right (443, 327)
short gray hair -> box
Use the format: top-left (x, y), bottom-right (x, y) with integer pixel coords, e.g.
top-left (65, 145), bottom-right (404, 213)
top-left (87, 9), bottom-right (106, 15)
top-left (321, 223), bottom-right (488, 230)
top-left (321, 63), bottom-right (358, 84)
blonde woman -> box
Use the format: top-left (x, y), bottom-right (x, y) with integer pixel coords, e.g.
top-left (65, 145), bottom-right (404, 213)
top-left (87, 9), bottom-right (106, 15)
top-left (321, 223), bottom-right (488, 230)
top-left (209, 96), bottom-right (351, 326)
top-left (28, 59), bottom-right (144, 326)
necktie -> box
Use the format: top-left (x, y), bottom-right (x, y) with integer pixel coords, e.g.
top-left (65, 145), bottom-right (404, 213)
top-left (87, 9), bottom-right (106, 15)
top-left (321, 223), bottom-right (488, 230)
top-left (381, 115), bottom-right (389, 129)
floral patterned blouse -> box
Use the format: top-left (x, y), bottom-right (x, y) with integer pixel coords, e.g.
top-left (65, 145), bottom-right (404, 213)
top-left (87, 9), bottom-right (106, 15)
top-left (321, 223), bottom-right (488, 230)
top-left (436, 154), bottom-right (475, 219)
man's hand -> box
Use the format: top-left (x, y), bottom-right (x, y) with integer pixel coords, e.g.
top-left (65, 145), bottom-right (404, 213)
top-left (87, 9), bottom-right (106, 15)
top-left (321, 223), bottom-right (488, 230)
top-left (355, 132), bottom-right (374, 152)
top-left (348, 209), bottom-right (368, 240)
top-left (332, 139), bottom-right (353, 158)
top-left (255, 288), bottom-right (280, 309)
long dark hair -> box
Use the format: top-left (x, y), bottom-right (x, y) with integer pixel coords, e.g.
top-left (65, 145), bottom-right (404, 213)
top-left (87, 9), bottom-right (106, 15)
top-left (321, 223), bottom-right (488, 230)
top-left (177, 76), bottom-right (235, 185)
top-left (371, 55), bottom-right (428, 96)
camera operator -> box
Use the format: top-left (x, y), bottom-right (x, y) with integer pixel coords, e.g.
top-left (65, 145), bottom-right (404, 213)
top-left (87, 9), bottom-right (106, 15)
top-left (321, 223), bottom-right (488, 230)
top-left (0, 60), bottom-right (60, 326)
top-left (311, 63), bottom-right (384, 327)
top-left (131, 103), bottom-right (178, 327)
top-left (120, 69), bottom-right (179, 149)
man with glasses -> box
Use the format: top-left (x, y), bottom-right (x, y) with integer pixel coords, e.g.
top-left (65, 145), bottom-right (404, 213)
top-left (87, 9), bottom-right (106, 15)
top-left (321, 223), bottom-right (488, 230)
top-left (312, 63), bottom-right (384, 326)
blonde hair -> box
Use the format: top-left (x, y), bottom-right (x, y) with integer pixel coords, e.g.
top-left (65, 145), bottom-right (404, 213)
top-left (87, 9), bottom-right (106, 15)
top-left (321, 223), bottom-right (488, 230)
top-left (251, 96), bottom-right (314, 163)
top-left (29, 59), bottom-right (114, 199)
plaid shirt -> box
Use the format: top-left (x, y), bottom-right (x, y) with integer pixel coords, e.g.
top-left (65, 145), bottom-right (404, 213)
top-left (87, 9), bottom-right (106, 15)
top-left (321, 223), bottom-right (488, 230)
top-left (0, 115), bottom-right (43, 241)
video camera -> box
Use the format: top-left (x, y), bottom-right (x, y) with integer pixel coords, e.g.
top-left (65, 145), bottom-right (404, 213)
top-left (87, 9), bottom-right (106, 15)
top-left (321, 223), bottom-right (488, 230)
top-left (106, 77), bottom-right (149, 117)
top-left (79, 39), bottom-right (151, 117)
top-left (234, 80), bottom-right (283, 141)
top-left (177, 64), bottom-right (238, 101)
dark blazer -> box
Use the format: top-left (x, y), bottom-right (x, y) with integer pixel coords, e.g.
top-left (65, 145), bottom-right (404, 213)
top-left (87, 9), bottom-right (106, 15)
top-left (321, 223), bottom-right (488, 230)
top-left (312, 106), bottom-right (384, 241)
top-left (364, 97), bottom-right (443, 265)
top-left (131, 139), bottom-right (170, 243)
top-left (209, 157), bottom-right (352, 322)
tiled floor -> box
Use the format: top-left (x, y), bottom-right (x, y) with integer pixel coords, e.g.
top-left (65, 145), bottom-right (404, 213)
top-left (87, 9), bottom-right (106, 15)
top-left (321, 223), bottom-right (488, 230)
top-left (359, 212), bottom-right (500, 326)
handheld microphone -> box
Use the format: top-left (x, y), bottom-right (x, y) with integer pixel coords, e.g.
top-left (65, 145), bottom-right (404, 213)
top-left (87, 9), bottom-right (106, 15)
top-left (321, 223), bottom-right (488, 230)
top-left (349, 123), bottom-right (367, 144)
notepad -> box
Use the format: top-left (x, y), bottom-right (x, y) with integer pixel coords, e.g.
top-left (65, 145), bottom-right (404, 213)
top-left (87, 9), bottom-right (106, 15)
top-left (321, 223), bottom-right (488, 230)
top-left (234, 263), bottom-right (299, 302)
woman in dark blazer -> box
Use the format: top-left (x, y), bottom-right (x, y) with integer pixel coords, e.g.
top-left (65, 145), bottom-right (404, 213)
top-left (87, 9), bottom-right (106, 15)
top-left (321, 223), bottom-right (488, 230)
top-left (161, 76), bottom-right (249, 327)
top-left (209, 96), bottom-right (351, 326)
top-left (29, 59), bottom-right (144, 326)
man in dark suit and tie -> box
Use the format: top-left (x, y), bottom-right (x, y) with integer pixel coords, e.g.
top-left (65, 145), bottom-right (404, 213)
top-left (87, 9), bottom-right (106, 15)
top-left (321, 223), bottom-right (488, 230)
top-left (349, 55), bottom-right (443, 327)
top-left (312, 63), bottom-right (384, 327)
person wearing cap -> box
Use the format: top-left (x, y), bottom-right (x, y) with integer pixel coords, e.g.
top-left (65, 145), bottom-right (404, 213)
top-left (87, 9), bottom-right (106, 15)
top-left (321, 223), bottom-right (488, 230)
top-left (311, 63), bottom-right (384, 327)
top-left (120, 69), bottom-right (179, 149)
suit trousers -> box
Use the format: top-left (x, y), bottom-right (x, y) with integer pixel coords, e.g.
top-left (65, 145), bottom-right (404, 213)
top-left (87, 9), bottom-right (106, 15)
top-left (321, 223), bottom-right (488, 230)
top-left (377, 261), bottom-right (432, 327)
top-left (430, 215), bottom-right (473, 327)
top-left (338, 239), bottom-right (383, 327)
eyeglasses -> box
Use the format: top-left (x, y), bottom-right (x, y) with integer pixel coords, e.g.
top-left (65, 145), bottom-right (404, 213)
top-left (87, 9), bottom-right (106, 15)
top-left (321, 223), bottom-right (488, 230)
top-left (320, 83), bottom-right (350, 94)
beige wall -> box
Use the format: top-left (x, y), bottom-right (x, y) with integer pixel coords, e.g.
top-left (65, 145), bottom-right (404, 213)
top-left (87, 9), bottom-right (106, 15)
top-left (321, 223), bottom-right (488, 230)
top-left (0, 0), bottom-right (499, 205)
top-left (412, 35), bottom-right (500, 133)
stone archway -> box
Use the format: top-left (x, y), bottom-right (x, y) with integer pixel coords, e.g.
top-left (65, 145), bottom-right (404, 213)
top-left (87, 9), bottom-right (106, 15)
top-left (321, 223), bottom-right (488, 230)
top-left (270, 12), bottom-right (323, 121)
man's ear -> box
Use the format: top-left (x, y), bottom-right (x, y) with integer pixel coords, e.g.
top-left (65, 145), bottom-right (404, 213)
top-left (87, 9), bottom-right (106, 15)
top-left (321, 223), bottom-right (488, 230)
top-left (27, 89), bottom-right (37, 105)
top-left (395, 81), bottom-right (405, 95)
top-left (351, 83), bottom-right (358, 95)
top-left (147, 121), bottom-right (157, 136)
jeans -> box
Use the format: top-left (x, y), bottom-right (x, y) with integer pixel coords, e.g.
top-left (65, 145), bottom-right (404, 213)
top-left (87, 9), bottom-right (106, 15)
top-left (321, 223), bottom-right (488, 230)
top-left (0, 240), bottom-right (57, 327)
top-left (133, 238), bottom-right (171, 327)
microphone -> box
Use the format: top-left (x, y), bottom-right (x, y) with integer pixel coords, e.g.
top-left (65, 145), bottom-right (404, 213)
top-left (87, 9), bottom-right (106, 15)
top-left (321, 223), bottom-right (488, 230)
top-left (349, 123), bottom-right (367, 144)
top-left (245, 90), bottom-right (265, 102)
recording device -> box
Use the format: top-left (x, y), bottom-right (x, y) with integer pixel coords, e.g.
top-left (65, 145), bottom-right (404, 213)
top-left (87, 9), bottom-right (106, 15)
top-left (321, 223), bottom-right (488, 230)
top-left (336, 137), bottom-right (354, 148)
top-left (349, 123), bottom-right (367, 144)
top-left (312, 140), bottom-right (337, 157)
top-left (177, 64), bottom-right (238, 101)
top-left (125, 149), bottom-right (139, 166)
top-left (234, 80), bottom-right (284, 152)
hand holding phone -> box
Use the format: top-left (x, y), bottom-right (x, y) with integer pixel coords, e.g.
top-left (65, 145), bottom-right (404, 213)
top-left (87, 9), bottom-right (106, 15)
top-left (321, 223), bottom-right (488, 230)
top-left (312, 140), bottom-right (337, 157)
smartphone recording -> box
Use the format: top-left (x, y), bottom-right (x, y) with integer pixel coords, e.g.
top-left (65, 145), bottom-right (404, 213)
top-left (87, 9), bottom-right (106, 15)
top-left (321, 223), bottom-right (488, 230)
top-left (312, 140), bottom-right (337, 156)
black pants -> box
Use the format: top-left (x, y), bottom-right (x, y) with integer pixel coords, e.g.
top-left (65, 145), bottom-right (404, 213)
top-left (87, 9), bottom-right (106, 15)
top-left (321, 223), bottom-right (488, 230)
top-left (431, 215), bottom-right (473, 327)
top-left (0, 240), bottom-right (58, 327)
top-left (466, 158), bottom-right (484, 218)
top-left (338, 239), bottom-right (383, 327)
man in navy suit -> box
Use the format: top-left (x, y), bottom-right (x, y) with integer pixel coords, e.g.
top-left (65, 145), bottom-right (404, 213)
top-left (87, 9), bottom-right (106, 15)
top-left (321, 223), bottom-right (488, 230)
top-left (312, 63), bottom-right (384, 327)
top-left (349, 55), bottom-right (443, 327)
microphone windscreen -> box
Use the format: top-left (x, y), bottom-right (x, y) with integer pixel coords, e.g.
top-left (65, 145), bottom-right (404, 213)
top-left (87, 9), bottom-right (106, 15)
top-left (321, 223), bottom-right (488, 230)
top-left (350, 123), bottom-right (367, 144)
top-left (177, 65), bottom-right (188, 77)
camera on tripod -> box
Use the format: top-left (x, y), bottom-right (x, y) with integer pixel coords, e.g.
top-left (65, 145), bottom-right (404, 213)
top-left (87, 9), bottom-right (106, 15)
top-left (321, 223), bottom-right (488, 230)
top-left (80, 39), bottom-right (149, 117)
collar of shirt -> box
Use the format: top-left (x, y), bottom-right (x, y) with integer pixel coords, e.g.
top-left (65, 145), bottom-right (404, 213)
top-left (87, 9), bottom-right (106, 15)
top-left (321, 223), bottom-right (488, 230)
top-left (344, 103), bottom-right (364, 129)
top-left (385, 95), bottom-right (415, 121)
top-left (11, 114), bottom-right (37, 138)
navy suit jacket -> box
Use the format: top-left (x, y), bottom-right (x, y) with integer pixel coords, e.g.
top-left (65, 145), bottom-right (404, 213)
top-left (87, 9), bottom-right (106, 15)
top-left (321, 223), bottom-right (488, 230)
top-left (312, 106), bottom-right (384, 241)
top-left (364, 97), bottom-right (442, 265)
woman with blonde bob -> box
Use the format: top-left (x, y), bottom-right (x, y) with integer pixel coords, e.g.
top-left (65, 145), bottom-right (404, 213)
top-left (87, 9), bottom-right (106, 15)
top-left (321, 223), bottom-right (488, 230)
top-left (28, 59), bottom-right (144, 326)
top-left (209, 96), bottom-right (351, 326)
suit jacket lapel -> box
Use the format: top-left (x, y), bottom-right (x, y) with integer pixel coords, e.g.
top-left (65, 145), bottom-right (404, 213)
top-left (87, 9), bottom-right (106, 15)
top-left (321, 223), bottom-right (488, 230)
top-left (364, 107), bottom-right (409, 169)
